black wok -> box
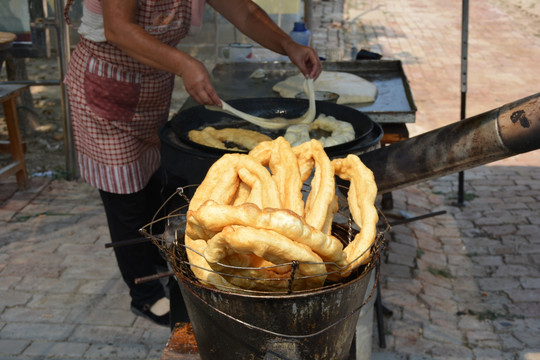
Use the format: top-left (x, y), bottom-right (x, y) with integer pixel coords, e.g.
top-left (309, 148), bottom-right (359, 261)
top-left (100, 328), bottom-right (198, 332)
top-left (170, 98), bottom-right (375, 155)
top-left (160, 98), bottom-right (382, 199)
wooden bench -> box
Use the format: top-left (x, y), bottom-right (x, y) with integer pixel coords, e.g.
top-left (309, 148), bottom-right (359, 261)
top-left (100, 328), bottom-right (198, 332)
top-left (0, 84), bottom-right (28, 189)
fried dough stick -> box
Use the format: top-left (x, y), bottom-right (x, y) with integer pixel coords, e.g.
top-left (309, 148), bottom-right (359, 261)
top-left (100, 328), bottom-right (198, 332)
top-left (332, 155), bottom-right (378, 275)
top-left (188, 153), bottom-right (281, 212)
top-left (249, 137), bottom-right (305, 216)
top-left (204, 225), bottom-right (327, 289)
top-left (292, 140), bottom-right (337, 233)
top-left (185, 153), bottom-right (281, 288)
top-left (188, 127), bottom-right (272, 151)
top-left (181, 238), bottom-right (242, 291)
top-left (186, 200), bottom-right (346, 266)
top-left (208, 254), bottom-right (311, 292)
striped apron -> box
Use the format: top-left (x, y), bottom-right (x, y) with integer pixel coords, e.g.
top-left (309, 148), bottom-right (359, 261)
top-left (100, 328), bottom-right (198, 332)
top-left (64, 0), bottom-right (192, 194)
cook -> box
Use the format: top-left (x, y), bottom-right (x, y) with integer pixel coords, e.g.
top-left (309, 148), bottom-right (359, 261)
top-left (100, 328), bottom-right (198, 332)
top-left (63, 0), bottom-right (322, 327)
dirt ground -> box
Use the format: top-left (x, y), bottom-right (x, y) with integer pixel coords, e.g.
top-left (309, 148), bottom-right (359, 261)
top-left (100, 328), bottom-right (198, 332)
top-left (0, 58), bottom-right (66, 177)
top-left (0, 0), bottom-right (538, 179)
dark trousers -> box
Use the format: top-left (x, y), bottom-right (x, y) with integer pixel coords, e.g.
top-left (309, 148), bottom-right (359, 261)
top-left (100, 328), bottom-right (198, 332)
top-left (99, 169), bottom-right (168, 309)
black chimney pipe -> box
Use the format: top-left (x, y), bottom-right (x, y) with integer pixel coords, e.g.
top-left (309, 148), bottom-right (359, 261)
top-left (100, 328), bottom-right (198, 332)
top-left (359, 93), bottom-right (540, 194)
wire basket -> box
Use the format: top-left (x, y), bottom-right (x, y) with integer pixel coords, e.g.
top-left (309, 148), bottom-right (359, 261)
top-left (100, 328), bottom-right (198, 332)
top-left (140, 184), bottom-right (389, 297)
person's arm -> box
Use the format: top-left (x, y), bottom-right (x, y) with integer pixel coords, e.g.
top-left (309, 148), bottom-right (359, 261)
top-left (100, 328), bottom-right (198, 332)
top-left (207, 0), bottom-right (322, 80)
top-left (102, 0), bottom-right (221, 105)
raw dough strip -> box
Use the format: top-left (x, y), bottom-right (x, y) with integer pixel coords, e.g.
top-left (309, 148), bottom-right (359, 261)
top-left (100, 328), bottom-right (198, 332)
top-left (206, 78), bottom-right (316, 130)
top-left (311, 115), bottom-right (355, 147)
top-left (285, 115), bottom-right (356, 148)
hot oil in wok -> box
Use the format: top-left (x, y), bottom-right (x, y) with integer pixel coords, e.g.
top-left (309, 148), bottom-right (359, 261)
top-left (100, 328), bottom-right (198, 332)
top-left (191, 117), bottom-right (286, 152)
top-left (192, 115), bottom-right (333, 152)
top-left (310, 128), bottom-right (332, 140)
top-left (223, 141), bottom-right (249, 151)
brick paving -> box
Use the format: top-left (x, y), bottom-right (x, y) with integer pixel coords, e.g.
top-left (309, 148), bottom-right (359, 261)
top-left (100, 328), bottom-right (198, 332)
top-left (375, 166), bottom-right (540, 360)
top-left (1, 0), bottom-right (539, 359)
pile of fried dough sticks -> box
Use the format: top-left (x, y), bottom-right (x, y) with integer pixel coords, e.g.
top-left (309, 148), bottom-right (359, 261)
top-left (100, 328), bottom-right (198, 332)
top-left (184, 137), bottom-right (378, 293)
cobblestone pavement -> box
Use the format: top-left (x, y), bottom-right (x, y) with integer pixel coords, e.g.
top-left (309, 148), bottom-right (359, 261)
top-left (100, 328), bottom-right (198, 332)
top-left (1, 0), bottom-right (539, 359)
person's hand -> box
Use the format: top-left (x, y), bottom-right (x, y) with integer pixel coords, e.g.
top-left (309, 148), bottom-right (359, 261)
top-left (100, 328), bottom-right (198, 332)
top-left (179, 57), bottom-right (222, 106)
top-left (284, 41), bottom-right (322, 80)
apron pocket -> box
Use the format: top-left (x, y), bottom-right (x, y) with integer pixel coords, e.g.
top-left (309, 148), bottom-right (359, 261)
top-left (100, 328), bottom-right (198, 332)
top-left (84, 60), bottom-right (141, 122)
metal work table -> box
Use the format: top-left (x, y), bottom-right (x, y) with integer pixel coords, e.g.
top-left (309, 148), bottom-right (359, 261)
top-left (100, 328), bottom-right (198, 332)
top-left (179, 60), bottom-right (416, 149)
top-left (181, 60), bottom-right (416, 124)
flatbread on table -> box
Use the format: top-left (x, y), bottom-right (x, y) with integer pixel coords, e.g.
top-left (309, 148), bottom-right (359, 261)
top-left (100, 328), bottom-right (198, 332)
top-left (272, 71), bottom-right (377, 105)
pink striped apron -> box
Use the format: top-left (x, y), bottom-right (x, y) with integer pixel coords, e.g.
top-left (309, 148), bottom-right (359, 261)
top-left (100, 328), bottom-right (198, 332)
top-left (64, 0), bottom-right (193, 194)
